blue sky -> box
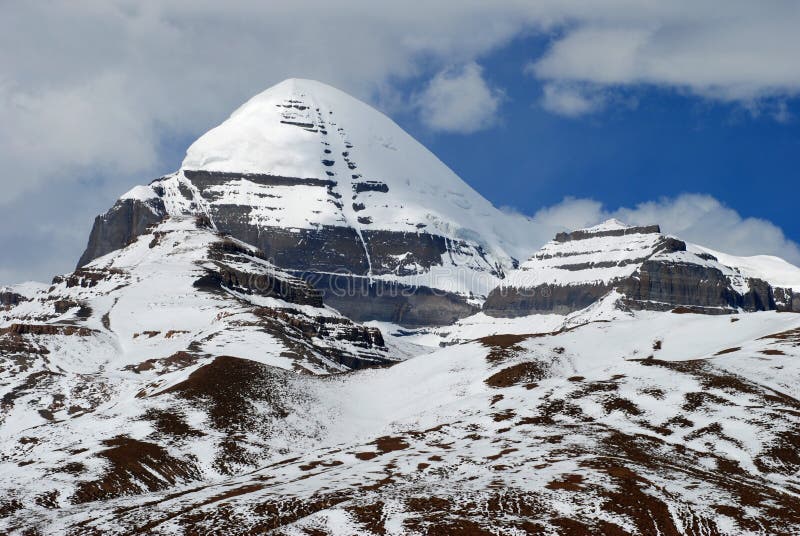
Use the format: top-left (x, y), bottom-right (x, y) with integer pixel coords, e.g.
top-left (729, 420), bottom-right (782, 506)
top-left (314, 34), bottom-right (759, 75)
top-left (385, 34), bottom-right (800, 244)
top-left (2, 2), bottom-right (800, 283)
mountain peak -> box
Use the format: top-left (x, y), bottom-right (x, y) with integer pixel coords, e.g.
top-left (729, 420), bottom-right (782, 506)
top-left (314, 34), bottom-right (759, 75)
top-left (178, 77), bottom-right (512, 250)
top-left (181, 78), bottom-right (356, 176)
top-left (588, 218), bottom-right (631, 231)
top-left (181, 77), bottom-right (416, 179)
top-left (254, 77), bottom-right (344, 97)
top-left (486, 217), bottom-right (800, 317)
top-left (79, 78), bottom-right (540, 326)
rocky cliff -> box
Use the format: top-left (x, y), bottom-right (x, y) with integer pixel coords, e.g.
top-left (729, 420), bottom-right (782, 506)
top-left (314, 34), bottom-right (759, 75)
top-left (77, 191), bottom-right (167, 267)
top-left (775, 286), bottom-right (800, 312)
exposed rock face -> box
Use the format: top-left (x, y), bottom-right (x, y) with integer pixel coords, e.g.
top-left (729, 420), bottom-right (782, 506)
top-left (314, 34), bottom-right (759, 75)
top-left (774, 287), bottom-right (800, 312)
top-left (620, 261), bottom-right (775, 313)
top-left (176, 170), bottom-right (484, 280)
top-left (77, 197), bottom-right (166, 268)
top-left (483, 282), bottom-right (612, 316)
top-left (7, 218), bottom-right (392, 378)
top-left (485, 219), bottom-right (792, 317)
top-left (554, 224), bottom-right (662, 243)
top-left (302, 273), bottom-right (480, 327)
top-left (0, 323), bottom-right (95, 337)
top-left (198, 238), bottom-right (324, 307)
top-left (0, 292), bottom-right (25, 308)
top-left (77, 171), bottom-right (493, 325)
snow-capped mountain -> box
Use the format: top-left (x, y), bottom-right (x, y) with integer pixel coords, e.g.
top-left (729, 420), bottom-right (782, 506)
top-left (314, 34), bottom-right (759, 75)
top-left (79, 79), bottom-right (537, 327)
top-left (4, 79), bottom-right (800, 535)
top-left (484, 219), bottom-right (800, 317)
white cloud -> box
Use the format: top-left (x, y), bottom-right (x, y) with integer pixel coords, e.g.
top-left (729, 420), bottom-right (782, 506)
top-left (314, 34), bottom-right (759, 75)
top-left (3, 1), bottom-right (800, 205)
top-left (614, 195), bottom-right (800, 265)
top-left (529, 197), bottom-right (605, 231)
top-left (3, 1), bottom-right (800, 187)
top-left (540, 83), bottom-right (606, 117)
top-left (532, 194), bottom-right (800, 266)
top-left (0, 74), bottom-right (159, 200)
top-left (414, 63), bottom-right (503, 133)
top-left (527, 3), bottom-right (800, 108)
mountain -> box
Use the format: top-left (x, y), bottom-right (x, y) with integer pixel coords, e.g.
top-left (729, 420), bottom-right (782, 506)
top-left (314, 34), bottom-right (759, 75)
top-left (78, 79), bottom-right (536, 327)
top-left (484, 219), bottom-right (800, 317)
top-left (4, 79), bottom-right (800, 534)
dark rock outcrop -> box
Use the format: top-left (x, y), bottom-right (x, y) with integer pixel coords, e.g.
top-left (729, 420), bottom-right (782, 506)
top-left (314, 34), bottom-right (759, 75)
top-left (180, 171), bottom-right (501, 280)
top-left (77, 198), bottom-right (166, 268)
top-left (0, 292), bottom-right (25, 308)
top-left (53, 267), bottom-right (126, 289)
top-left (484, 222), bottom-right (795, 318)
top-left (196, 238), bottom-right (324, 307)
top-left (554, 224), bottom-right (662, 243)
top-left (740, 278), bottom-right (777, 312)
top-left (620, 262), bottom-right (775, 313)
top-left (299, 273), bottom-right (479, 328)
top-left (486, 258), bottom-right (782, 318)
top-left (248, 306), bottom-right (388, 369)
top-left (774, 287), bottom-right (800, 312)
top-left (0, 323), bottom-right (95, 337)
top-left (195, 264), bottom-right (324, 308)
top-left (483, 282), bottom-right (612, 317)
top-left (191, 171), bottom-right (501, 326)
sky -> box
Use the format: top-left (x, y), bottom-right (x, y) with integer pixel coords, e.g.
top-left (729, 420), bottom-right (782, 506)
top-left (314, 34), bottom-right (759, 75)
top-left (1, 1), bottom-right (799, 284)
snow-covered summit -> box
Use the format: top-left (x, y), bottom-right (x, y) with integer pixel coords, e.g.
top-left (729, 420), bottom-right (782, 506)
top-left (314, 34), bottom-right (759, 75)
top-left (508, 219), bottom-right (665, 288)
top-left (690, 244), bottom-right (800, 292)
top-left (119, 184), bottom-right (160, 203)
top-left (180, 78), bottom-right (528, 258)
top-left (582, 218), bottom-right (631, 232)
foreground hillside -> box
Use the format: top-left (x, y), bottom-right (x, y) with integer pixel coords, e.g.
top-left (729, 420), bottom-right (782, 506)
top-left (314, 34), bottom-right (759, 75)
top-left (4, 216), bottom-right (800, 534)
top-left (3, 299), bottom-right (800, 534)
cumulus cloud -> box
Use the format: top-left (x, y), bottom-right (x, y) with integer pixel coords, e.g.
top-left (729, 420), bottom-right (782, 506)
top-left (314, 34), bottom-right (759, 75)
top-left (614, 195), bottom-right (800, 264)
top-left (414, 63), bottom-right (503, 133)
top-left (531, 194), bottom-right (800, 265)
top-left (527, 2), bottom-right (800, 109)
top-left (6, 1), bottom-right (797, 206)
top-left (540, 84), bottom-right (606, 117)
top-left (528, 197), bottom-right (604, 232)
